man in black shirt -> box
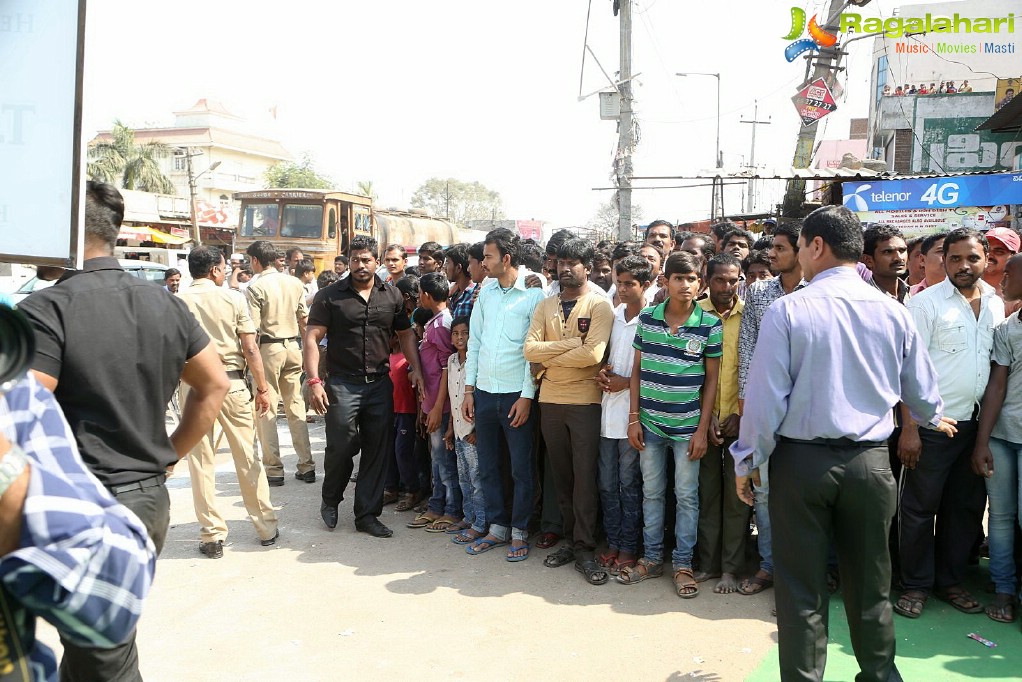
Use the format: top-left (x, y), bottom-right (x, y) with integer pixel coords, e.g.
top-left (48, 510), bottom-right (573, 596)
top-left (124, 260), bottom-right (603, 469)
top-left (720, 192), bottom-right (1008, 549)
top-left (19, 181), bottom-right (229, 681)
top-left (305, 235), bottom-right (423, 538)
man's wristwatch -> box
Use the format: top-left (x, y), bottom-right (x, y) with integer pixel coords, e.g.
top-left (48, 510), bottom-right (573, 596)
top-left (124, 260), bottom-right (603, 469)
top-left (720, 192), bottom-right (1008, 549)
top-left (0, 444), bottom-right (28, 499)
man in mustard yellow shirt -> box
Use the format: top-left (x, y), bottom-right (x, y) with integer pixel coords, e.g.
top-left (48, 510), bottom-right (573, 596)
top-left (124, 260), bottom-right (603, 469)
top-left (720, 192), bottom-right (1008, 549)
top-left (525, 238), bottom-right (614, 585)
top-left (696, 253), bottom-right (749, 594)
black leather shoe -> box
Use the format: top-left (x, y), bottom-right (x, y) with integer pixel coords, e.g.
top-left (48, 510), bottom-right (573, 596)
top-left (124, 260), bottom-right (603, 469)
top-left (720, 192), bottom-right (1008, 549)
top-left (199, 540), bottom-right (223, 559)
top-left (320, 503), bottom-right (338, 529)
top-left (267, 476), bottom-right (285, 487)
top-left (260, 529), bottom-right (279, 547)
top-left (355, 518), bottom-right (393, 538)
top-left (295, 470), bottom-right (316, 483)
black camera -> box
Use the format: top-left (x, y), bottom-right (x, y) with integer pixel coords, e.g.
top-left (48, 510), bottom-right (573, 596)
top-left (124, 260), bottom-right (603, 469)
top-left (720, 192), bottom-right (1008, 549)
top-left (0, 305), bottom-right (35, 392)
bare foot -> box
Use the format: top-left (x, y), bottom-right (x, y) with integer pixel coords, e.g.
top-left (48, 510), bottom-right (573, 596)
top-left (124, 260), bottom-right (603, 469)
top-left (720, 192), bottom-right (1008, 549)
top-left (693, 570), bottom-right (721, 583)
top-left (714, 572), bottom-right (739, 594)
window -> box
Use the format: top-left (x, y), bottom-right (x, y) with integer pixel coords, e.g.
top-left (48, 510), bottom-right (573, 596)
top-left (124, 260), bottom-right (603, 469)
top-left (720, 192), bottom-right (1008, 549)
top-left (875, 56), bottom-right (889, 105)
top-left (240, 203), bottom-right (280, 237)
top-left (173, 155), bottom-right (188, 171)
top-left (328, 208), bottom-right (337, 239)
top-left (280, 204), bottom-right (323, 239)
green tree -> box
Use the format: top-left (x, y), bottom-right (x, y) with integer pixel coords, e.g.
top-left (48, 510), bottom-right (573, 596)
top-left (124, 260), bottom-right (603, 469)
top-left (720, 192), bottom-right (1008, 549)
top-left (356, 180), bottom-right (377, 201)
top-left (410, 177), bottom-right (504, 225)
top-left (87, 120), bottom-right (176, 194)
top-left (264, 154), bottom-right (333, 189)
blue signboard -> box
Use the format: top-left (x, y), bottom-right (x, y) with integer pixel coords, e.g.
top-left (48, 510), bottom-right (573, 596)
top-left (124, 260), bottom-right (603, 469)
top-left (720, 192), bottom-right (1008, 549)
top-left (843, 172), bottom-right (1022, 212)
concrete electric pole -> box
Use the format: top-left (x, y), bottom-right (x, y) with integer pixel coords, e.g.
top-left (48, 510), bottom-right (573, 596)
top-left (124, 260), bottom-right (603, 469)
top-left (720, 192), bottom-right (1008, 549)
top-left (740, 100), bottom-right (771, 213)
top-left (782, 0), bottom-right (853, 217)
top-left (616, 0), bottom-right (634, 242)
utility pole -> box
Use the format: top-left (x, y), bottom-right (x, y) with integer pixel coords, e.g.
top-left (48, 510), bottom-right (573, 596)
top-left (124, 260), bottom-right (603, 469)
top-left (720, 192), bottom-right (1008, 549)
top-left (616, 0), bottom-right (633, 242)
top-left (783, 0), bottom-right (849, 217)
top-left (185, 149), bottom-right (201, 246)
top-left (740, 100), bottom-right (771, 213)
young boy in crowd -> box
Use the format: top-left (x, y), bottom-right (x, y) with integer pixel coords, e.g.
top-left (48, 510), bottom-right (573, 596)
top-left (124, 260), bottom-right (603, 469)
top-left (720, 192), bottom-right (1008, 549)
top-left (619, 252), bottom-right (722, 599)
top-left (596, 255), bottom-right (652, 576)
top-left (389, 336), bottom-right (422, 511)
top-left (444, 316), bottom-right (487, 544)
top-left (973, 254), bottom-right (1022, 624)
top-left (408, 272), bottom-right (462, 532)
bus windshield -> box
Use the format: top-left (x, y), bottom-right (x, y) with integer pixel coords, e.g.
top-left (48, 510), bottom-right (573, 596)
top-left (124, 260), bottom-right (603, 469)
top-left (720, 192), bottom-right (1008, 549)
top-left (281, 204), bottom-right (323, 239)
top-left (240, 203), bottom-right (279, 237)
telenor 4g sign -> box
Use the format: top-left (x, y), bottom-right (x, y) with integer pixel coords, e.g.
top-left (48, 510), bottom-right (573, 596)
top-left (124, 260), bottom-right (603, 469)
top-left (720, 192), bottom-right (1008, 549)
top-left (842, 172), bottom-right (1022, 212)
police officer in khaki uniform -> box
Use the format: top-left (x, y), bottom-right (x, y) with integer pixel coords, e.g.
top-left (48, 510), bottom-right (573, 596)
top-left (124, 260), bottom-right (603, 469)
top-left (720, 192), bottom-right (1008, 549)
top-left (245, 240), bottom-right (315, 485)
top-left (179, 245), bottom-right (280, 557)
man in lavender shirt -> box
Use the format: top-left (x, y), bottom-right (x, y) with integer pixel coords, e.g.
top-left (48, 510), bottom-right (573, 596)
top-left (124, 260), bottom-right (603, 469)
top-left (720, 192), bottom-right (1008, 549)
top-left (731, 206), bottom-right (955, 682)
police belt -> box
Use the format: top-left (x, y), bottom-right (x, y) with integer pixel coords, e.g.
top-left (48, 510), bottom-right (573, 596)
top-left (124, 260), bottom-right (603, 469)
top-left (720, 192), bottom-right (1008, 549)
top-left (259, 336), bottom-right (298, 345)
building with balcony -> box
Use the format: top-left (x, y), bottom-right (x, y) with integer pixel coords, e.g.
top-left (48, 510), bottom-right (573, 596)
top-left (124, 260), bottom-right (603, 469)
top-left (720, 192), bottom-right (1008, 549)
top-left (90, 99), bottom-right (294, 234)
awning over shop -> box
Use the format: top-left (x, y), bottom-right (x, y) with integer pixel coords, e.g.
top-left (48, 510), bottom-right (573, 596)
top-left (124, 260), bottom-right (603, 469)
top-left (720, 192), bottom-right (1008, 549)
top-left (118, 225), bottom-right (191, 245)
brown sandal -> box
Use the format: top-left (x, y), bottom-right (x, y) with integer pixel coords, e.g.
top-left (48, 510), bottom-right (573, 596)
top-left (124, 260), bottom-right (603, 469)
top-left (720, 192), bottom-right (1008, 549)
top-left (985, 593), bottom-right (1017, 623)
top-left (894, 590), bottom-right (927, 619)
top-left (674, 568), bottom-right (699, 599)
top-left (738, 572), bottom-right (774, 595)
top-left (616, 558), bottom-right (663, 585)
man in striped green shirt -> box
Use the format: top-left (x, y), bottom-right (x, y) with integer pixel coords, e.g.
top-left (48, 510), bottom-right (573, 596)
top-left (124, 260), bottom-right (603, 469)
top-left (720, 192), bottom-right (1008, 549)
top-left (618, 252), bottom-right (722, 599)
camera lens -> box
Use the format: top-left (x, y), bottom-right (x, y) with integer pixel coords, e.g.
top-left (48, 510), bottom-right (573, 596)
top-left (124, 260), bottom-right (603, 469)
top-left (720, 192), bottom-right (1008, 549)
top-left (0, 305), bottom-right (35, 391)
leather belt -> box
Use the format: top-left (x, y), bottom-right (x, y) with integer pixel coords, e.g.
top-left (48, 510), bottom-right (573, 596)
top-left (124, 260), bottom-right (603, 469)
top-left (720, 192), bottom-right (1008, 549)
top-left (226, 369), bottom-right (246, 380)
top-left (335, 373), bottom-right (388, 384)
top-left (779, 436), bottom-right (885, 449)
top-left (259, 336), bottom-right (298, 345)
top-left (110, 474), bottom-right (167, 496)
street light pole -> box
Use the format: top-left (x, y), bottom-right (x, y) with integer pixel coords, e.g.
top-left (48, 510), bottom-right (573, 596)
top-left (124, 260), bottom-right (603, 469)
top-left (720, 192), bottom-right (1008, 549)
top-left (676, 72), bottom-right (721, 168)
top-left (677, 71), bottom-right (722, 219)
top-left (181, 147), bottom-right (221, 247)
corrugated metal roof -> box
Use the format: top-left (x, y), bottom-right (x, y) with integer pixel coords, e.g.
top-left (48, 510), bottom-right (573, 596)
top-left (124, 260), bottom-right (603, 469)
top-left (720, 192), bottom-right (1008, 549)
top-left (976, 95), bottom-right (1022, 133)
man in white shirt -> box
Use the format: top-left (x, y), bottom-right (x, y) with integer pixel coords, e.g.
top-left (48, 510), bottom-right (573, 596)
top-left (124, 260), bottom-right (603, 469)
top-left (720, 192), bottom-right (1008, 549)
top-left (898, 228), bottom-right (1005, 619)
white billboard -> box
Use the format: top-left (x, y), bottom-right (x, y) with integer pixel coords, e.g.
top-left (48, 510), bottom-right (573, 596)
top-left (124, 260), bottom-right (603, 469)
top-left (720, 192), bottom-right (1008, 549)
top-left (0, 0), bottom-right (86, 266)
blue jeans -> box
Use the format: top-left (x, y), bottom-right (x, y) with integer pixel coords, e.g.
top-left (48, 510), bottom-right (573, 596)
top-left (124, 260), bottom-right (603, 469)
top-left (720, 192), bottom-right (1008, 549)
top-left (638, 428), bottom-right (699, 569)
top-left (754, 462), bottom-right (773, 574)
top-left (474, 390), bottom-right (535, 542)
top-left (598, 437), bottom-right (642, 554)
top-left (986, 436), bottom-right (1022, 598)
top-left (426, 414), bottom-right (462, 517)
top-left (455, 437), bottom-right (487, 533)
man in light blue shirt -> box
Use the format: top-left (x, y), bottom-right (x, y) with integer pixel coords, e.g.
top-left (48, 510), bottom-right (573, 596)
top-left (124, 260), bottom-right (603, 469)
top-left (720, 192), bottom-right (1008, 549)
top-left (463, 228), bottom-right (545, 561)
top-left (731, 206), bottom-right (952, 682)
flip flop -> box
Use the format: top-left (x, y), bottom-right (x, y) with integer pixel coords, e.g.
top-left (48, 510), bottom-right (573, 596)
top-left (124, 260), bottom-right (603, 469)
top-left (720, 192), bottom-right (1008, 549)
top-left (936, 586), bottom-right (984, 614)
top-left (894, 590), bottom-right (927, 619)
top-left (738, 574), bottom-right (774, 595)
top-left (506, 542), bottom-right (530, 563)
top-left (425, 516), bottom-right (459, 533)
top-left (406, 512), bottom-right (438, 529)
top-left (445, 519), bottom-right (471, 534)
top-left (452, 530), bottom-right (484, 545)
top-left (465, 537), bottom-right (507, 556)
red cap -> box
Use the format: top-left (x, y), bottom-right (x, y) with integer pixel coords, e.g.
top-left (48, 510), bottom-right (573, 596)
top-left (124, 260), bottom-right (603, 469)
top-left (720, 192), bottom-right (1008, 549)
top-left (985, 227), bottom-right (1021, 253)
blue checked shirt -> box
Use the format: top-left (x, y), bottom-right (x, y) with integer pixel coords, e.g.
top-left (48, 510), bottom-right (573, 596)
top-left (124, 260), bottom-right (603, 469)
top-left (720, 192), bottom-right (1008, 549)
top-left (465, 274), bottom-right (546, 399)
top-left (0, 375), bottom-right (156, 681)
top-left (450, 283), bottom-right (477, 320)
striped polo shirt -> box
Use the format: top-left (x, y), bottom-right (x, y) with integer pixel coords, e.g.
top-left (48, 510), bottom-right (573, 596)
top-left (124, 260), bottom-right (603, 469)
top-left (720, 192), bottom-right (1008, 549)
top-left (633, 301), bottom-right (723, 440)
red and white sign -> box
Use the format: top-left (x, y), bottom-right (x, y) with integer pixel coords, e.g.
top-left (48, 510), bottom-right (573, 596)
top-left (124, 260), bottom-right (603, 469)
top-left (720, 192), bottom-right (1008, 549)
top-left (791, 77), bottom-right (838, 127)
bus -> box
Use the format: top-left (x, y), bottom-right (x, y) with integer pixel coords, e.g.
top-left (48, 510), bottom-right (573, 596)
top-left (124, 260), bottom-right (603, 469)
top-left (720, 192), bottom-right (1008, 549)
top-left (234, 189), bottom-right (374, 274)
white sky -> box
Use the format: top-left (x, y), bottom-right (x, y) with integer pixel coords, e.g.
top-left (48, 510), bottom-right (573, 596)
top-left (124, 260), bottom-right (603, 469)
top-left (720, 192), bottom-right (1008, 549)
top-left (81, 0), bottom-right (962, 227)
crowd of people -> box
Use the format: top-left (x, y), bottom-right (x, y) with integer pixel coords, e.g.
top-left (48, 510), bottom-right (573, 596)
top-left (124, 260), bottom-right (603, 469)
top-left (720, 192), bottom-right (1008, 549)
top-left (5, 179), bottom-right (1022, 681)
top-left (882, 79), bottom-right (974, 96)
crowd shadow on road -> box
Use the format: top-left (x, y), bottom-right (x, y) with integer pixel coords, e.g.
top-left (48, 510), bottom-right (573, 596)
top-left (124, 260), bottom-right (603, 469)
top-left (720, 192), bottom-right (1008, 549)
top-left (160, 453), bottom-right (778, 624)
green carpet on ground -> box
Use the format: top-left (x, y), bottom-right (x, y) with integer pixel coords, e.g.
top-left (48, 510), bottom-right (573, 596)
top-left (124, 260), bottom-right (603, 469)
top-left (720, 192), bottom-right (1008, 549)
top-left (747, 570), bottom-right (1021, 681)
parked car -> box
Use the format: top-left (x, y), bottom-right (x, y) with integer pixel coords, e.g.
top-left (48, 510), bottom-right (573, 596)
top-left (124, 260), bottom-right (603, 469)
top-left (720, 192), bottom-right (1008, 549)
top-left (10, 260), bottom-right (170, 305)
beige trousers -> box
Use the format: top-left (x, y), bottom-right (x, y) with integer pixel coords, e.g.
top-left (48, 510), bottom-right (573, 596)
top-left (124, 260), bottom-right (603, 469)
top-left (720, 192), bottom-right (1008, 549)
top-left (184, 379), bottom-right (278, 543)
top-left (257, 339), bottom-right (314, 477)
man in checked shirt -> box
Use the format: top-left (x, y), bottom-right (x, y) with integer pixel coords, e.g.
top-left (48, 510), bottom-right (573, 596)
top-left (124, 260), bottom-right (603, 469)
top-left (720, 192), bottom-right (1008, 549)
top-left (0, 372), bottom-right (156, 682)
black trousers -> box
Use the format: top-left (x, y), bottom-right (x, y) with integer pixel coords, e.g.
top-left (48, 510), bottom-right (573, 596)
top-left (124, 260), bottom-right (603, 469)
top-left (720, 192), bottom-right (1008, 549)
top-left (898, 420), bottom-right (984, 592)
top-left (540, 403), bottom-right (601, 554)
top-left (697, 437), bottom-right (750, 575)
top-left (771, 440), bottom-right (901, 682)
top-left (322, 377), bottom-right (393, 522)
top-left (59, 483), bottom-right (170, 682)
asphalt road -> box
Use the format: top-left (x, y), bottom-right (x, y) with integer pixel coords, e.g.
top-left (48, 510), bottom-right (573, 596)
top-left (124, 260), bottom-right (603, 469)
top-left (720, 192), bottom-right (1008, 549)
top-left (36, 416), bottom-right (779, 681)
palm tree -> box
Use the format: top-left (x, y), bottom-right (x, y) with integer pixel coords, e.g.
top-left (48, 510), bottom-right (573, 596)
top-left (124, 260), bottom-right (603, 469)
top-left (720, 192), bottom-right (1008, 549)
top-left (88, 121), bottom-right (176, 194)
top-left (356, 179), bottom-right (377, 201)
